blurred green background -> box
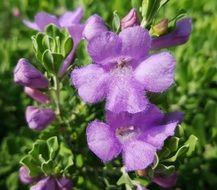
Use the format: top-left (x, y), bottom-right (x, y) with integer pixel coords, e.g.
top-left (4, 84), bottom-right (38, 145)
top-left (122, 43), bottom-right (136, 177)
top-left (0, 0), bottom-right (216, 189)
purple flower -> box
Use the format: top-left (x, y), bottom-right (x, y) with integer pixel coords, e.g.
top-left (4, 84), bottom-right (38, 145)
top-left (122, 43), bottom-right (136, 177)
top-left (82, 14), bottom-right (108, 40)
top-left (14, 58), bottom-right (49, 89)
top-left (137, 185), bottom-right (149, 190)
top-left (86, 104), bottom-right (183, 171)
top-left (19, 166), bottom-right (37, 184)
top-left (72, 25), bottom-right (176, 113)
top-left (121, 8), bottom-right (140, 30)
top-left (25, 106), bottom-right (55, 131)
top-left (153, 172), bottom-right (178, 188)
top-left (151, 18), bottom-right (192, 49)
top-left (23, 7), bottom-right (84, 77)
top-left (30, 176), bottom-right (72, 190)
top-left (23, 7), bottom-right (83, 32)
top-left (24, 87), bottom-right (50, 104)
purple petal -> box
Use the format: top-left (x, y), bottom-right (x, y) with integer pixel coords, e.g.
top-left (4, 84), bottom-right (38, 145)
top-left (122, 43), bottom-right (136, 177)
top-left (19, 166), bottom-right (37, 184)
top-left (151, 18), bottom-right (192, 49)
top-left (119, 26), bottom-right (151, 61)
top-left (59, 7), bottom-right (83, 27)
top-left (123, 139), bottom-right (156, 171)
top-left (86, 120), bottom-right (122, 162)
top-left (23, 20), bottom-right (39, 30)
top-left (87, 32), bottom-right (122, 65)
top-left (30, 177), bottom-right (56, 190)
top-left (35, 12), bottom-right (60, 31)
top-left (24, 87), bottom-right (50, 104)
top-left (58, 24), bottom-right (84, 77)
top-left (25, 106), bottom-right (55, 131)
top-left (67, 24), bottom-right (84, 45)
top-left (134, 52), bottom-right (176, 93)
top-left (71, 64), bottom-right (108, 103)
top-left (106, 67), bottom-right (148, 113)
top-left (14, 58), bottom-right (49, 89)
top-left (106, 111), bottom-right (134, 129)
top-left (153, 172), bottom-right (178, 188)
top-left (137, 185), bottom-right (149, 190)
top-left (83, 14), bottom-right (108, 41)
top-left (121, 8), bottom-right (140, 30)
top-left (140, 121), bottom-right (179, 149)
top-left (56, 177), bottom-right (73, 190)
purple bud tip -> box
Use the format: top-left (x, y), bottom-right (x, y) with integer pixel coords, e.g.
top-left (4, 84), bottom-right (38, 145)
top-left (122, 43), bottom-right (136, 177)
top-left (19, 166), bottom-right (37, 184)
top-left (56, 177), bottom-right (73, 190)
top-left (82, 14), bottom-right (108, 40)
top-left (24, 87), bottom-right (50, 104)
top-left (25, 106), bottom-right (55, 131)
top-left (121, 8), bottom-right (140, 30)
top-left (14, 58), bottom-right (49, 89)
top-left (153, 172), bottom-right (178, 188)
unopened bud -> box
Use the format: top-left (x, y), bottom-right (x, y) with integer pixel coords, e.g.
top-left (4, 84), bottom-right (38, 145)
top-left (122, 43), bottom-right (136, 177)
top-left (121, 8), bottom-right (140, 30)
top-left (151, 19), bottom-right (169, 36)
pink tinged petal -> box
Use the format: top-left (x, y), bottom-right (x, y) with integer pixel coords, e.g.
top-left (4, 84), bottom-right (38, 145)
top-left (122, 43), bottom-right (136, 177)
top-left (121, 8), bottom-right (140, 30)
top-left (35, 12), bottom-right (60, 32)
top-left (25, 106), bottom-right (55, 131)
top-left (87, 32), bottom-right (122, 65)
top-left (137, 185), bottom-right (149, 190)
top-left (153, 172), bottom-right (178, 188)
top-left (71, 64), bottom-right (108, 103)
top-left (30, 177), bottom-right (56, 190)
top-left (24, 87), bottom-right (50, 104)
top-left (106, 67), bottom-right (148, 113)
top-left (19, 166), bottom-right (37, 184)
top-left (59, 7), bottom-right (83, 27)
top-left (141, 121), bottom-right (178, 149)
top-left (134, 52), bottom-right (176, 93)
top-left (151, 18), bottom-right (192, 49)
top-left (123, 140), bottom-right (156, 171)
top-left (56, 177), bottom-right (73, 190)
top-left (83, 14), bottom-right (108, 41)
top-left (14, 58), bottom-right (49, 89)
top-left (86, 120), bottom-right (122, 162)
top-left (23, 20), bottom-right (39, 30)
top-left (119, 26), bottom-right (151, 61)
top-left (58, 24), bottom-right (84, 77)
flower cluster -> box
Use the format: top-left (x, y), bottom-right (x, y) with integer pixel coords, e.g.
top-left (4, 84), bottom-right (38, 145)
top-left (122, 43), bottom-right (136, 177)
top-left (14, 58), bottom-right (55, 131)
top-left (14, 5), bottom-right (192, 190)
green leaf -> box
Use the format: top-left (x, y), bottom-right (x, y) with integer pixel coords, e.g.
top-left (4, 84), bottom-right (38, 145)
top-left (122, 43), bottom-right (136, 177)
top-left (47, 136), bottom-right (59, 160)
top-left (165, 137), bottom-right (180, 152)
top-left (112, 11), bottom-right (121, 32)
top-left (6, 172), bottom-right (19, 190)
top-left (164, 144), bottom-right (189, 162)
top-left (141, 0), bottom-right (161, 27)
top-left (156, 164), bottom-right (175, 176)
top-left (184, 135), bottom-right (198, 156)
top-left (42, 49), bottom-right (54, 72)
top-left (158, 147), bottom-right (171, 159)
top-left (62, 37), bottom-right (73, 57)
top-left (75, 154), bottom-right (83, 168)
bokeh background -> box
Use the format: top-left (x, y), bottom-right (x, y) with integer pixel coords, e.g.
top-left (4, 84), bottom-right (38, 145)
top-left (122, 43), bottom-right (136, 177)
top-left (0, 0), bottom-right (216, 189)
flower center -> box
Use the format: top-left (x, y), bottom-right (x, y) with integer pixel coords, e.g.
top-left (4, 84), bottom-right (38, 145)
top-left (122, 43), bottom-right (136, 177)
top-left (116, 126), bottom-right (136, 142)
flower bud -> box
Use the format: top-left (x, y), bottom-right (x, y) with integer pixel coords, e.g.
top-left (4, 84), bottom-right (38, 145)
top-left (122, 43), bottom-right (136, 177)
top-left (82, 14), bottom-right (107, 40)
top-left (14, 58), bottom-right (49, 89)
top-left (121, 8), bottom-right (140, 30)
top-left (151, 19), bottom-right (169, 36)
top-left (19, 166), bottom-right (37, 184)
top-left (56, 177), bottom-right (73, 190)
top-left (30, 177), bottom-right (56, 190)
top-left (24, 87), bottom-right (50, 104)
top-left (151, 18), bottom-right (192, 49)
top-left (153, 172), bottom-right (178, 188)
top-left (25, 106), bottom-right (55, 131)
